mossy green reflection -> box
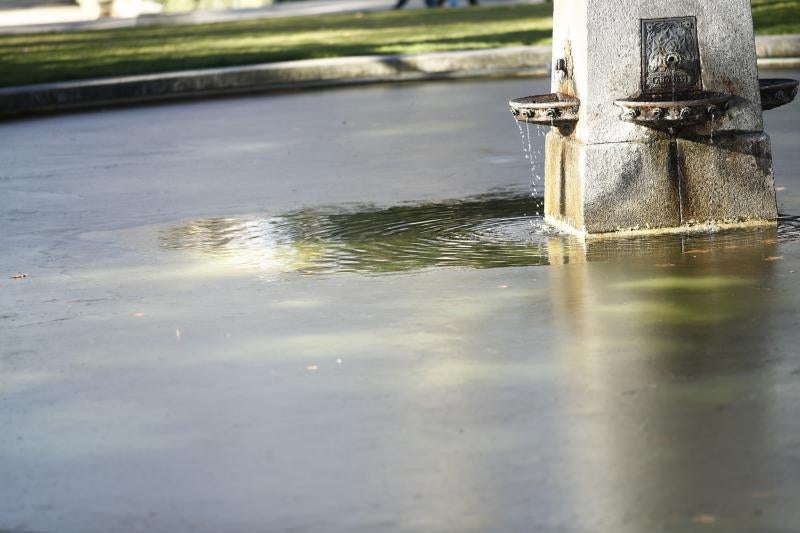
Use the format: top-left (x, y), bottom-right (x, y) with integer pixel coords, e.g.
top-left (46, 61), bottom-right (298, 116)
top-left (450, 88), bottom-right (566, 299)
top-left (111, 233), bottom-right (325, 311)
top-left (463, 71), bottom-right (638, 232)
top-left (161, 191), bottom-right (800, 275)
top-left (161, 192), bottom-right (556, 273)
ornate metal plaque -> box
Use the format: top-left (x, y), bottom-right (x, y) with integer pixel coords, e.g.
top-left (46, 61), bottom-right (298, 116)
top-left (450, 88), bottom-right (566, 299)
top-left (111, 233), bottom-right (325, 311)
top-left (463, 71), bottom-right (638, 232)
top-left (641, 17), bottom-right (702, 96)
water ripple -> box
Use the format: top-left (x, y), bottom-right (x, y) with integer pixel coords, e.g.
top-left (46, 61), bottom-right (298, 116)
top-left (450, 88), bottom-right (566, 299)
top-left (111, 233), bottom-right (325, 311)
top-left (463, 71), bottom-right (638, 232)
top-left (159, 192), bottom-right (800, 275)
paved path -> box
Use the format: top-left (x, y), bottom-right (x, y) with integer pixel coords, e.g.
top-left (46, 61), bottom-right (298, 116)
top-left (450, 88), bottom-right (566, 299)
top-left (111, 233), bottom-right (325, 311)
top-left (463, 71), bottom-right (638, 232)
top-left (0, 0), bottom-right (543, 33)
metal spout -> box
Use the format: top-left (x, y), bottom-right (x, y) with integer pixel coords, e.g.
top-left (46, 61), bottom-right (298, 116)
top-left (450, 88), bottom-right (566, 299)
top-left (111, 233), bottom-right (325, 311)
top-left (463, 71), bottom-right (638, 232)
top-left (622, 108), bottom-right (639, 120)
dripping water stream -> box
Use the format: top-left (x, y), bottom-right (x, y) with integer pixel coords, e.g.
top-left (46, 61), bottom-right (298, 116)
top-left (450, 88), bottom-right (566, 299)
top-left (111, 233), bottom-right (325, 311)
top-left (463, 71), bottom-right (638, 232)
top-left (669, 135), bottom-right (686, 225)
top-left (671, 65), bottom-right (677, 102)
top-left (514, 117), bottom-right (545, 200)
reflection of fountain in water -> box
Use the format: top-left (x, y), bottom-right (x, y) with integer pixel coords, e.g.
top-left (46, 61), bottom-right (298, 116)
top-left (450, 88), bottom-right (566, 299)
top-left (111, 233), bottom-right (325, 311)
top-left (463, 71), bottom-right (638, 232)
top-left (546, 227), bottom-right (781, 530)
top-left (159, 191), bottom-right (800, 276)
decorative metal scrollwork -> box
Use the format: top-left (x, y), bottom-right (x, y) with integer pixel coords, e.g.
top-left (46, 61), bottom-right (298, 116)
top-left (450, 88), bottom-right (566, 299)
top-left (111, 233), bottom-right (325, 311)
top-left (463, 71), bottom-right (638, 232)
top-left (641, 16), bottom-right (702, 96)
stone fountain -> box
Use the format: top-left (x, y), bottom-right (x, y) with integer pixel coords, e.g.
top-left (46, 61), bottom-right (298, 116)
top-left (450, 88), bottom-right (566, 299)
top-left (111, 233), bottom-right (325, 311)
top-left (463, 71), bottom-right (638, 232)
top-left (511, 0), bottom-right (798, 236)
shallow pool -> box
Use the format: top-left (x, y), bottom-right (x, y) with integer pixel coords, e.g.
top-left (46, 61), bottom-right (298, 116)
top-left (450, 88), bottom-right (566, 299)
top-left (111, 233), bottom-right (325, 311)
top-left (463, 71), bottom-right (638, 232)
top-left (2, 73), bottom-right (800, 533)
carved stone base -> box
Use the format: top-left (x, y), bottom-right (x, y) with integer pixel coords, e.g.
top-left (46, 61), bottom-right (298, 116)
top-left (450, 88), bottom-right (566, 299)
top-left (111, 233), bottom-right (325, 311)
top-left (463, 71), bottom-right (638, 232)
top-left (544, 131), bottom-right (777, 235)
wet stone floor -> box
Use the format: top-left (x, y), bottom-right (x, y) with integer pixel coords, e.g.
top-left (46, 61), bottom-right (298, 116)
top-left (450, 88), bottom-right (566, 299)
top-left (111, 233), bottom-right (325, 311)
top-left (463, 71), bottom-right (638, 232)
top-left (2, 73), bottom-right (800, 533)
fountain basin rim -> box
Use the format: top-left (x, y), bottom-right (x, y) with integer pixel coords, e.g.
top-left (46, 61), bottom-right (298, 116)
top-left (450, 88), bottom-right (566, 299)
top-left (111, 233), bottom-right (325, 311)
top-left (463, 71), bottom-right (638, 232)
top-left (614, 91), bottom-right (733, 130)
top-left (508, 93), bottom-right (580, 109)
top-left (759, 78), bottom-right (798, 89)
top-left (614, 91), bottom-right (732, 108)
top-left (509, 92), bottom-right (579, 127)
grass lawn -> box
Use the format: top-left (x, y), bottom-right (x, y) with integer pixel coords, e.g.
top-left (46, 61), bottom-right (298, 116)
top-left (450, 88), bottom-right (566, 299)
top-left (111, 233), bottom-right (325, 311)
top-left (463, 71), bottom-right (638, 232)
top-left (0, 0), bottom-right (798, 88)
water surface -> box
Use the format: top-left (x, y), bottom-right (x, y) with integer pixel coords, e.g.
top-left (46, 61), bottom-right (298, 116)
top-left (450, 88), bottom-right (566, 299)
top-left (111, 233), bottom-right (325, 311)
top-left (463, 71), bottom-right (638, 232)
top-left (2, 73), bottom-right (800, 533)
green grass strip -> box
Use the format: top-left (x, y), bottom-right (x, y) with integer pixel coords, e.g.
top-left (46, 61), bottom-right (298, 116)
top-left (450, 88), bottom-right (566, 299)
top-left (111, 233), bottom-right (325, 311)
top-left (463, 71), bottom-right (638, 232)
top-left (0, 0), bottom-right (796, 88)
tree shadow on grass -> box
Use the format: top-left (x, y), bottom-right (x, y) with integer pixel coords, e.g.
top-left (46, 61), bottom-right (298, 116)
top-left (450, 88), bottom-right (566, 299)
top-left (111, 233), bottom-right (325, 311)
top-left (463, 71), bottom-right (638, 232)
top-left (0, 3), bottom-right (552, 48)
top-left (0, 28), bottom-right (552, 86)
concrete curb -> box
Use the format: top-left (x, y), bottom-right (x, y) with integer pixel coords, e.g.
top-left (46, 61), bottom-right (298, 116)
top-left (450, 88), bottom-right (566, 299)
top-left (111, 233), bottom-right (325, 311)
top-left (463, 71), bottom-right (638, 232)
top-left (1, 37), bottom-right (798, 118)
top-left (0, 46), bottom-right (551, 118)
top-left (755, 34), bottom-right (800, 58)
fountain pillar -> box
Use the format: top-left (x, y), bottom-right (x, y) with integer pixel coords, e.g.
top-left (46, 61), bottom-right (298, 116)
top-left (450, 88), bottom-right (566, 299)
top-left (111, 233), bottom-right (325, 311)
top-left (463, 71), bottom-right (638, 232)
top-left (512, 0), bottom-right (797, 236)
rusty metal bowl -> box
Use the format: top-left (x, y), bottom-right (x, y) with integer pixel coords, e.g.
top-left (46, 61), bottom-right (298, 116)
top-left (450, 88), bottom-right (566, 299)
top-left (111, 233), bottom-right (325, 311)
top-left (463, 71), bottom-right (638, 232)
top-left (614, 91), bottom-right (732, 131)
top-left (760, 78), bottom-right (799, 111)
top-left (509, 93), bottom-right (580, 128)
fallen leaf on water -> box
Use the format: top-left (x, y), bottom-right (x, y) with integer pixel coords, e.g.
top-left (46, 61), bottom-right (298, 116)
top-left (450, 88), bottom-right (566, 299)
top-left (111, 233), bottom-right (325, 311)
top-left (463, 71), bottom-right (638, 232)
top-left (11, 273), bottom-right (27, 279)
top-left (691, 514), bottom-right (718, 524)
top-left (133, 312), bottom-right (145, 317)
top-left (306, 365), bottom-right (319, 372)
top-left (764, 256), bottom-right (784, 261)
